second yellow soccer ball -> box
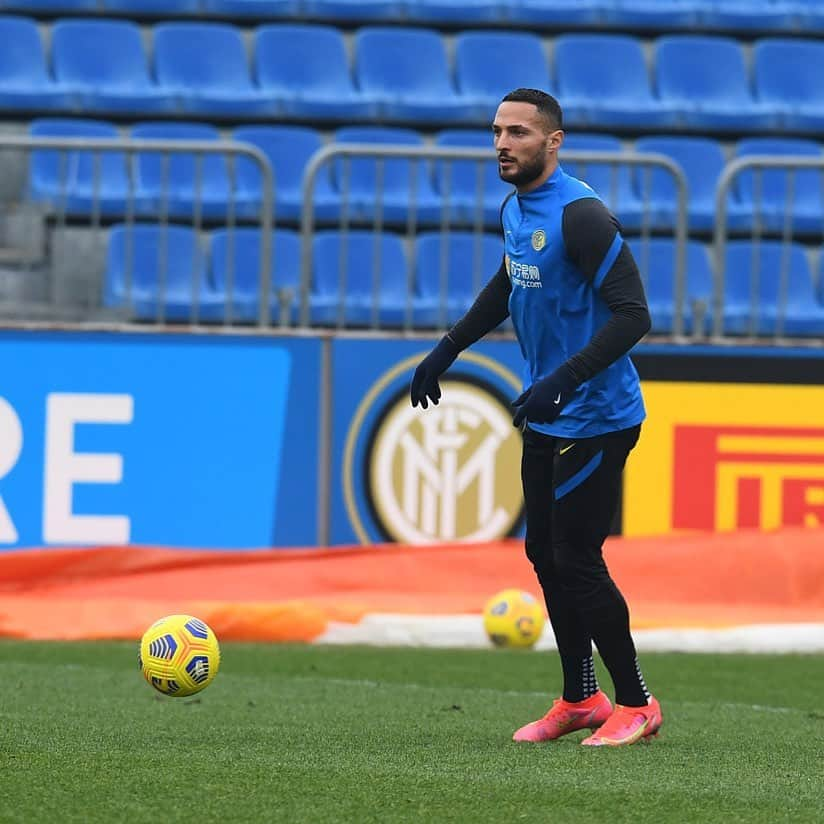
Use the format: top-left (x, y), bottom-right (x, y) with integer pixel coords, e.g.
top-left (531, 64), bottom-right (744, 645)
top-left (483, 588), bottom-right (546, 648)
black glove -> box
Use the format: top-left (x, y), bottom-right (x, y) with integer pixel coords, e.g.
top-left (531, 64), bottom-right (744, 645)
top-left (410, 335), bottom-right (460, 409)
top-left (512, 363), bottom-right (579, 428)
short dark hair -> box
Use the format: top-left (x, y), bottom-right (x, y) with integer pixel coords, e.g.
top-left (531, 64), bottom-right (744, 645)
top-left (501, 88), bottom-right (563, 130)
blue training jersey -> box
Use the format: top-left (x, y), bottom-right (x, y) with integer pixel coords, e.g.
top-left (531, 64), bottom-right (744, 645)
top-left (502, 164), bottom-right (646, 439)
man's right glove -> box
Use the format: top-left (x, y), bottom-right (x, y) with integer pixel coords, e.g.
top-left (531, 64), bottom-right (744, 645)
top-left (410, 335), bottom-right (461, 409)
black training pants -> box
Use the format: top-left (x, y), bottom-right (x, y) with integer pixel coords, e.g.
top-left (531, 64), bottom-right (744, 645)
top-left (521, 423), bottom-right (641, 670)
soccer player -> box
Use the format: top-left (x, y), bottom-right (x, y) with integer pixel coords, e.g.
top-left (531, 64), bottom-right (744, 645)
top-left (410, 88), bottom-right (662, 746)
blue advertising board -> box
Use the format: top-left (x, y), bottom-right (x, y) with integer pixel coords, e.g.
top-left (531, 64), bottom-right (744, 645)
top-left (0, 331), bottom-right (319, 549)
top-left (330, 337), bottom-right (527, 545)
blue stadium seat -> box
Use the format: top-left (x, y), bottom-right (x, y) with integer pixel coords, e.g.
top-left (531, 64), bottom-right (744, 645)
top-left (209, 228), bottom-right (301, 324)
top-left (28, 118), bottom-right (131, 216)
top-left (153, 23), bottom-right (275, 117)
top-left (554, 35), bottom-right (679, 129)
top-left (507, 0), bottom-right (601, 25)
top-left (433, 129), bottom-right (512, 228)
top-left (413, 232), bottom-right (502, 327)
top-left (101, 0), bottom-right (200, 13)
top-left (655, 36), bottom-right (779, 131)
top-left (454, 32), bottom-right (552, 120)
top-left (603, 0), bottom-right (699, 27)
top-left (699, 0), bottom-right (797, 32)
top-left (0, 16), bottom-right (76, 111)
top-left (331, 126), bottom-right (442, 225)
top-left (201, 0), bottom-right (299, 16)
top-left (405, 0), bottom-right (504, 24)
top-left (104, 223), bottom-right (222, 322)
top-left (254, 25), bottom-right (379, 120)
top-left (131, 122), bottom-right (247, 220)
top-left (354, 27), bottom-right (484, 124)
top-left (310, 230), bottom-right (409, 327)
top-left (753, 39), bottom-right (824, 133)
top-left (632, 135), bottom-right (740, 231)
top-left (4, 0), bottom-right (98, 10)
top-left (232, 125), bottom-right (339, 222)
top-left (722, 241), bottom-right (824, 336)
top-left (794, 0), bottom-right (824, 29)
top-left (560, 134), bottom-right (643, 231)
top-left (632, 238), bottom-right (715, 336)
top-left (733, 138), bottom-right (824, 234)
top-left (301, 0), bottom-right (401, 20)
top-left (51, 20), bottom-right (177, 115)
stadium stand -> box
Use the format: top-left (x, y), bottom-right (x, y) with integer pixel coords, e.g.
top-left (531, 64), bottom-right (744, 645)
top-left (0, 4), bottom-right (823, 337)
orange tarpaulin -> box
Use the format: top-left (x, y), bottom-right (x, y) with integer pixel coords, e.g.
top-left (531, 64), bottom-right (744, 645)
top-left (0, 528), bottom-right (822, 642)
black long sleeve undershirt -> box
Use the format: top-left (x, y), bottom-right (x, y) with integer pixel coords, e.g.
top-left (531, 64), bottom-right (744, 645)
top-left (447, 196), bottom-right (651, 386)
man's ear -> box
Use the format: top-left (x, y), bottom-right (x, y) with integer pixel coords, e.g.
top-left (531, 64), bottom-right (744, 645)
top-left (548, 129), bottom-right (564, 152)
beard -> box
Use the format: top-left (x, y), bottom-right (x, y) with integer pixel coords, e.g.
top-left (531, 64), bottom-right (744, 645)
top-left (498, 147), bottom-right (549, 188)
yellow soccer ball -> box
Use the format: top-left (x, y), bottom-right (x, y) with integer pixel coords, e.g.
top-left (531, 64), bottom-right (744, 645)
top-left (139, 614), bottom-right (221, 697)
top-left (483, 588), bottom-right (546, 648)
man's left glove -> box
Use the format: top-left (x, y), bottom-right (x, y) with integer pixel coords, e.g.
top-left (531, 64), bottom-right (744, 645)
top-left (512, 363), bottom-right (579, 428)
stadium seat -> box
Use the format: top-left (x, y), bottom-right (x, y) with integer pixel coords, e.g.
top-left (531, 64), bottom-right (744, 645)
top-left (232, 125), bottom-right (339, 222)
top-left (209, 228), bottom-right (301, 324)
top-left (3, 0), bottom-right (98, 10)
top-left (560, 134), bottom-right (643, 231)
top-left (632, 238), bottom-right (715, 336)
top-left (102, 0), bottom-right (200, 12)
top-left (331, 126), bottom-right (442, 225)
top-left (51, 20), bottom-right (177, 115)
top-left (603, 0), bottom-right (699, 27)
top-left (633, 135), bottom-right (741, 231)
top-left (28, 118), bottom-right (131, 216)
top-left (104, 223), bottom-right (222, 322)
top-left (433, 129), bottom-right (512, 228)
top-left (507, 0), bottom-right (601, 25)
top-left (732, 138), bottom-right (824, 235)
top-left (201, 0), bottom-right (299, 16)
top-left (405, 0), bottom-right (504, 24)
top-left (554, 35), bottom-right (679, 129)
top-left (254, 25), bottom-right (379, 120)
top-left (722, 241), bottom-right (824, 336)
top-left (655, 36), bottom-right (779, 131)
top-left (793, 0), bottom-right (824, 29)
top-left (753, 39), bottom-right (824, 133)
top-left (300, 0), bottom-right (401, 20)
top-left (413, 232), bottom-right (502, 327)
top-left (131, 122), bottom-right (248, 220)
top-left (354, 27), bottom-right (484, 124)
top-left (0, 15), bottom-right (76, 111)
top-left (699, 0), bottom-right (797, 32)
top-left (310, 230), bottom-right (409, 327)
top-left (454, 32), bottom-right (552, 120)
top-left (153, 23), bottom-right (275, 117)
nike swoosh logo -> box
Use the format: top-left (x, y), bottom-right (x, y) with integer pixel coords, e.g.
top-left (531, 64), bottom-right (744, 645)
top-left (553, 393), bottom-right (562, 405)
top-left (559, 443), bottom-right (575, 455)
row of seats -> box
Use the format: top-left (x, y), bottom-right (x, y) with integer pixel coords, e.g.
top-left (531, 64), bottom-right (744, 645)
top-left (26, 119), bottom-right (824, 233)
top-left (6, 0), bottom-right (824, 33)
top-left (4, 16), bottom-right (824, 131)
top-left (104, 224), bottom-right (824, 336)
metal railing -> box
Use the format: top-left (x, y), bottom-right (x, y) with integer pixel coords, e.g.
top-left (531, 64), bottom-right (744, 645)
top-left (0, 136), bottom-right (274, 326)
top-left (713, 155), bottom-right (824, 341)
top-left (299, 144), bottom-right (690, 336)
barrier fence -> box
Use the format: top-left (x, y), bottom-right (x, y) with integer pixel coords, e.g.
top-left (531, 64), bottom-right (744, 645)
top-left (0, 135), bottom-right (821, 340)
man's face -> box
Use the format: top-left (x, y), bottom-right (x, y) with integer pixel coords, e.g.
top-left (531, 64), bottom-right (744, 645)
top-left (492, 101), bottom-right (563, 189)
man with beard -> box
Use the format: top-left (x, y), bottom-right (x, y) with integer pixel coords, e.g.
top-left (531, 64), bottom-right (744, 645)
top-left (410, 88), bottom-right (662, 747)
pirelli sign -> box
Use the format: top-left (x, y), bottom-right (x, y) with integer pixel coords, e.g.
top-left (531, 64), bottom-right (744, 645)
top-left (623, 382), bottom-right (824, 536)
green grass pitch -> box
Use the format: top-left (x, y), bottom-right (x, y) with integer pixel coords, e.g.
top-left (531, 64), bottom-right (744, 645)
top-left (1, 641), bottom-right (822, 823)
